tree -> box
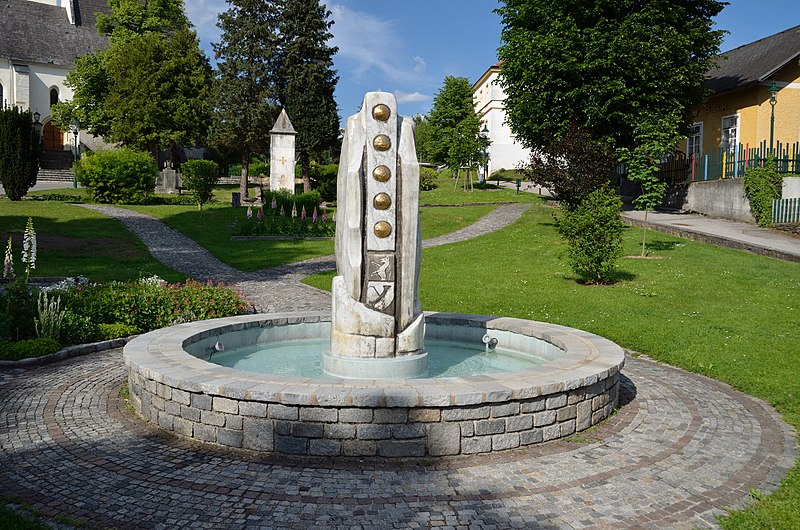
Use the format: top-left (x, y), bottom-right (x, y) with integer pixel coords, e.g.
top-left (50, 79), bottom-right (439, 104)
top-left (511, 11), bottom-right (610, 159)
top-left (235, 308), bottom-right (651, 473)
top-left (422, 76), bottom-right (487, 185)
top-left (52, 0), bottom-right (212, 164)
top-left (275, 0), bottom-right (339, 192)
top-left (525, 123), bottom-right (616, 211)
top-left (0, 106), bottom-right (41, 201)
top-left (211, 0), bottom-right (281, 198)
top-left (497, 0), bottom-right (725, 203)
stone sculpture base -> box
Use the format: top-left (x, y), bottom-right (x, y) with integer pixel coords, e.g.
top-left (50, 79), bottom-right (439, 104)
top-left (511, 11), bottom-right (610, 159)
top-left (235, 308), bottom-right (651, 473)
top-left (322, 350), bottom-right (428, 379)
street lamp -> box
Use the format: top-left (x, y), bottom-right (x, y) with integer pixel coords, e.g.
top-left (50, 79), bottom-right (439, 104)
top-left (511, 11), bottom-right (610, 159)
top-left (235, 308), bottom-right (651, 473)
top-left (70, 117), bottom-right (79, 189)
top-left (480, 125), bottom-right (489, 184)
top-left (769, 81), bottom-right (778, 153)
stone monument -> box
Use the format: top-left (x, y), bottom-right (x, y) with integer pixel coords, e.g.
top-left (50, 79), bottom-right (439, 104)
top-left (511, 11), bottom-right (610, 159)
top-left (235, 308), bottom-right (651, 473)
top-left (323, 92), bottom-right (427, 379)
top-left (269, 108), bottom-right (296, 193)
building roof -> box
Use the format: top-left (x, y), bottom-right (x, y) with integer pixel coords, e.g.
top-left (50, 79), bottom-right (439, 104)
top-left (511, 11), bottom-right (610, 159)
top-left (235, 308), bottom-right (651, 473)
top-left (707, 25), bottom-right (800, 95)
top-left (0, 0), bottom-right (110, 69)
top-left (472, 62), bottom-right (502, 92)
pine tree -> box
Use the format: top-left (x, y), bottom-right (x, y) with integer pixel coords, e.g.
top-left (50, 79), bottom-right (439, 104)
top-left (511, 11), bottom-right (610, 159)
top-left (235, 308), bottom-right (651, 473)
top-left (276, 0), bottom-right (339, 192)
top-left (211, 0), bottom-right (281, 198)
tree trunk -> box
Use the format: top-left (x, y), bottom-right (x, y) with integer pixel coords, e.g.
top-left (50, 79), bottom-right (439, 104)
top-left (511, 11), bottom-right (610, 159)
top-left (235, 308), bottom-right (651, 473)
top-left (640, 208), bottom-right (648, 257)
top-left (240, 152), bottom-right (249, 198)
top-left (301, 154), bottom-right (311, 193)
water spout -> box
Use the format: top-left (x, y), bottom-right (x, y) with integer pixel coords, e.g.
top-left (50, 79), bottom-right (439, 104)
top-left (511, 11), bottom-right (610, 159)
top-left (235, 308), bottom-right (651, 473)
top-left (482, 334), bottom-right (498, 353)
top-left (209, 341), bottom-right (224, 360)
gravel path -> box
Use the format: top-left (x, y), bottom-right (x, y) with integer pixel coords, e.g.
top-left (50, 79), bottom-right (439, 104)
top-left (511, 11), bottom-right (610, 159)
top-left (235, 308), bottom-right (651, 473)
top-left (79, 203), bottom-right (530, 313)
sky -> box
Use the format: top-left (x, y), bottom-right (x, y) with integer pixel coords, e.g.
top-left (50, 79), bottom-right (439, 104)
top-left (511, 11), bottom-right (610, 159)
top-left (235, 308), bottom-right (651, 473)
top-left (184, 1), bottom-right (800, 124)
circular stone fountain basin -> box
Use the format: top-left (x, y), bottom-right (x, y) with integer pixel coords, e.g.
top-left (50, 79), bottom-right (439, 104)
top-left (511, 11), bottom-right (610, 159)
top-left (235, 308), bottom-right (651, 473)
top-left (124, 311), bottom-right (625, 458)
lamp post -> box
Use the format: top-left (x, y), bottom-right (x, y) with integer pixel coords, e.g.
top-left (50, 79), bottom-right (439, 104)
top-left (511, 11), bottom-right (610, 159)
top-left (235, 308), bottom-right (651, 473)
top-left (70, 117), bottom-right (79, 188)
top-left (480, 125), bottom-right (489, 184)
top-left (769, 81), bottom-right (778, 153)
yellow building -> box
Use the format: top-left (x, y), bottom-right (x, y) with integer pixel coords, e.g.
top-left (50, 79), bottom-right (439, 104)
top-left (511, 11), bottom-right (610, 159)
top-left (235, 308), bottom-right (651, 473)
top-left (688, 25), bottom-right (800, 163)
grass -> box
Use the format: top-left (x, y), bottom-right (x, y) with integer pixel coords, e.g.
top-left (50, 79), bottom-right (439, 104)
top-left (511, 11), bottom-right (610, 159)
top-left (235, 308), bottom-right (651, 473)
top-left (304, 203), bottom-right (800, 529)
top-left (420, 177), bottom-right (542, 205)
top-left (0, 199), bottom-right (183, 283)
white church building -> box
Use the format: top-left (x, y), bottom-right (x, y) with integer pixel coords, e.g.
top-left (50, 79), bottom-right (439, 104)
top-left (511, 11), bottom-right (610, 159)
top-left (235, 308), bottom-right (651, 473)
top-left (472, 62), bottom-right (531, 177)
top-left (0, 0), bottom-right (109, 169)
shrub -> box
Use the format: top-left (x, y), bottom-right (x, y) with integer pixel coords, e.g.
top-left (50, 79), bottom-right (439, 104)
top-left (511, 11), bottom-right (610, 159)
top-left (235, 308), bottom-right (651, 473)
top-left (181, 159), bottom-right (220, 210)
top-left (35, 291), bottom-right (65, 340)
top-left (143, 194), bottom-right (198, 206)
top-left (556, 186), bottom-right (624, 284)
top-left (60, 310), bottom-right (99, 345)
top-left (419, 167), bottom-right (438, 191)
top-left (56, 279), bottom-right (251, 332)
top-left (743, 159), bottom-right (783, 227)
top-left (0, 337), bottom-right (61, 361)
top-left (0, 106), bottom-right (41, 201)
top-left (249, 161), bottom-right (269, 180)
top-left (77, 147), bottom-right (158, 204)
top-left (95, 322), bottom-right (139, 341)
top-left (0, 281), bottom-right (38, 341)
top-left (310, 163), bottom-right (338, 201)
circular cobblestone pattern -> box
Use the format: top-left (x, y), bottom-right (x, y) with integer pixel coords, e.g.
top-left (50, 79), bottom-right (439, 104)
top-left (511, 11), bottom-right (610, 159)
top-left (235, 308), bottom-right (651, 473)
top-left (0, 350), bottom-right (795, 529)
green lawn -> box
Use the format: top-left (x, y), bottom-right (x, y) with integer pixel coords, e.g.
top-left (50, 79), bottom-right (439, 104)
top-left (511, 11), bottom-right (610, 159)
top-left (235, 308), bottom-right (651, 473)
top-left (420, 177), bottom-right (542, 205)
top-left (0, 200), bottom-right (183, 283)
top-left (305, 203), bottom-right (800, 529)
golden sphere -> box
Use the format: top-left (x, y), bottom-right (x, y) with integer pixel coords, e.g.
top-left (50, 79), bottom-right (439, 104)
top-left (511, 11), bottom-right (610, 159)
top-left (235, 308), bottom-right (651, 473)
top-left (373, 193), bottom-right (392, 210)
top-left (373, 165), bottom-right (391, 182)
top-left (372, 104), bottom-right (391, 122)
top-left (373, 134), bottom-right (391, 151)
top-left (374, 221), bottom-right (392, 238)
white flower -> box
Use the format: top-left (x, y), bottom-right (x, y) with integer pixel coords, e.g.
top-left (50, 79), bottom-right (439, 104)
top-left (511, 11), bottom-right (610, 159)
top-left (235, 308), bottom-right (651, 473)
top-left (22, 217), bottom-right (36, 271)
top-left (3, 237), bottom-right (13, 279)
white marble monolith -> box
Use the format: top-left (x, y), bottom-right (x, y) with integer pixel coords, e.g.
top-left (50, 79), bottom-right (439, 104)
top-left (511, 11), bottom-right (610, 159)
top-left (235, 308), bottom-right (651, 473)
top-left (323, 92), bottom-right (426, 379)
top-left (269, 109), bottom-right (296, 193)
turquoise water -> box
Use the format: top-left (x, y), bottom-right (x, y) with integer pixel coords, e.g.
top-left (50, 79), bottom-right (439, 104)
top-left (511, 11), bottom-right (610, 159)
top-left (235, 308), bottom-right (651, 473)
top-left (207, 338), bottom-right (546, 379)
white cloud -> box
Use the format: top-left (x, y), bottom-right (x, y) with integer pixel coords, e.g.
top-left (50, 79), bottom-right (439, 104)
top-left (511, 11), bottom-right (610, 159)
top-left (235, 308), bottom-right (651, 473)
top-left (394, 90), bottom-right (430, 104)
top-left (329, 4), bottom-right (428, 86)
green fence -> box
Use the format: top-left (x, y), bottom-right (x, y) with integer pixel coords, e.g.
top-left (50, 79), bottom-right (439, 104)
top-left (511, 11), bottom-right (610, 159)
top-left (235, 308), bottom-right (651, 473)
top-left (773, 198), bottom-right (800, 224)
top-left (655, 142), bottom-right (800, 187)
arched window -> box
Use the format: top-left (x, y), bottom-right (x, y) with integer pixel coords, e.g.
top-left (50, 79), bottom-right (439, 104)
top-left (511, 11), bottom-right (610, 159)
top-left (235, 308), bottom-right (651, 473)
top-left (49, 87), bottom-right (59, 108)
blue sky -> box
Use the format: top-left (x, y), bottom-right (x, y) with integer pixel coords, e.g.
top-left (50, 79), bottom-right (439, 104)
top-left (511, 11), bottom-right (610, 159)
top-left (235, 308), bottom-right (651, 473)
top-left (185, 1), bottom-right (800, 123)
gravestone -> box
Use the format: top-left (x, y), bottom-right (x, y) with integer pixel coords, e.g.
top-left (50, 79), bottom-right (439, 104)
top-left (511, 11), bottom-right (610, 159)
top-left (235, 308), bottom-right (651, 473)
top-left (323, 92), bottom-right (426, 379)
top-left (159, 162), bottom-right (178, 193)
top-left (270, 109), bottom-right (297, 193)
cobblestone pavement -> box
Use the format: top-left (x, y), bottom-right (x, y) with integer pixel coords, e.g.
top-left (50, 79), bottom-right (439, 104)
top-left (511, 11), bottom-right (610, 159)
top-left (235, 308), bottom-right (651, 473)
top-left (0, 350), bottom-right (794, 529)
top-left (79, 203), bottom-right (530, 313)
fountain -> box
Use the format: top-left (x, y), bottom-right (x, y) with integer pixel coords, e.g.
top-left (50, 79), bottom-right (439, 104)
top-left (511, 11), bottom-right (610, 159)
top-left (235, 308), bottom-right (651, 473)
top-left (124, 93), bottom-right (625, 457)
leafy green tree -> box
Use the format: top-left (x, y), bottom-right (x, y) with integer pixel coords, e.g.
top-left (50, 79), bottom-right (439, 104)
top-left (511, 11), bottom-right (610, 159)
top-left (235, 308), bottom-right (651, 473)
top-left (52, 0), bottom-right (212, 164)
top-left (0, 106), bottom-right (41, 201)
top-left (497, 0), bottom-right (725, 203)
top-left (211, 0), bottom-right (281, 198)
top-left (181, 160), bottom-right (220, 210)
top-left (276, 0), bottom-right (339, 192)
top-left (426, 76), bottom-right (486, 171)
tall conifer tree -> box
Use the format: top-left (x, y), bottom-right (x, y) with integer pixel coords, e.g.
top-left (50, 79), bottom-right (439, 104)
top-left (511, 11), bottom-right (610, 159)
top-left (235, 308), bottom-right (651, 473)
top-left (212, 0), bottom-right (281, 198)
top-left (276, 0), bottom-right (339, 192)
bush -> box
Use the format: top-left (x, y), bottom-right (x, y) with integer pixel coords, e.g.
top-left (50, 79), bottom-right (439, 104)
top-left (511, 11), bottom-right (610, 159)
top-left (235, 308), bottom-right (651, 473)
top-left (0, 281), bottom-right (38, 341)
top-left (0, 106), bottom-right (41, 201)
top-left (310, 163), bottom-right (338, 201)
top-left (181, 159), bottom-right (220, 210)
top-left (28, 193), bottom-right (86, 203)
top-left (60, 310), bottom-right (99, 345)
top-left (262, 189), bottom-right (323, 218)
top-left (143, 194), bottom-right (198, 206)
top-left (95, 322), bottom-right (139, 341)
top-left (0, 337), bottom-right (61, 361)
top-left (419, 167), bottom-right (438, 191)
top-left (249, 161), bottom-right (269, 180)
top-left (556, 186), bottom-right (624, 284)
top-left (77, 147), bottom-right (158, 204)
top-left (743, 159), bottom-right (783, 227)
top-left (56, 279), bottom-right (251, 332)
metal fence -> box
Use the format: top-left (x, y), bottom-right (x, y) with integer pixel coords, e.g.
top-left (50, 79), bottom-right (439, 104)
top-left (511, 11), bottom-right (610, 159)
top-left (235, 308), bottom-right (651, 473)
top-left (773, 198), bottom-right (800, 224)
top-left (655, 142), bottom-right (800, 187)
